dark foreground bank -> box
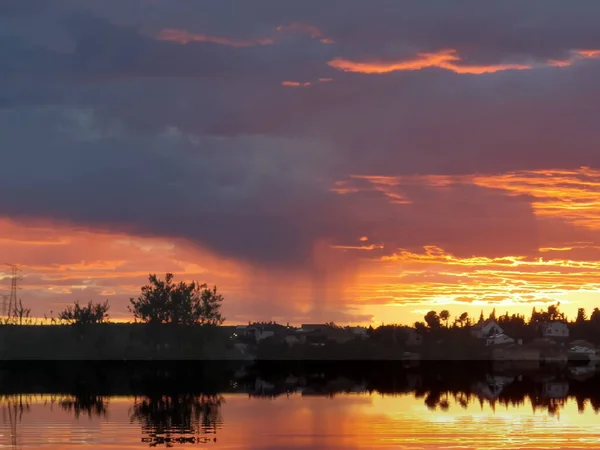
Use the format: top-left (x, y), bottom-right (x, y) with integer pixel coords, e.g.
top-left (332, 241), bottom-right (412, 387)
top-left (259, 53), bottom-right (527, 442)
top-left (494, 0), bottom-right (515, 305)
top-left (0, 323), bottom-right (241, 360)
top-left (0, 323), bottom-right (593, 363)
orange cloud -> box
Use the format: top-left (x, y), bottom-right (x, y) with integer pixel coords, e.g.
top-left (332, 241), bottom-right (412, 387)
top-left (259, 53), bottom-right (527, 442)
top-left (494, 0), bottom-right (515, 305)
top-left (575, 49), bottom-right (600, 58)
top-left (328, 167), bottom-right (600, 322)
top-left (470, 167), bottom-right (600, 230)
top-left (349, 243), bottom-right (600, 321)
top-left (0, 217), bottom-right (245, 321)
top-left (350, 167), bottom-right (600, 230)
top-left (330, 180), bottom-right (360, 194)
top-left (547, 59), bottom-right (571, 68)
top-left (329, 48), bottom-right (600, 75)
top-left (331, 244), bottom-right (384, 251)
top-left (328, 49), bottom-right (532, 75)
top-left (0, 218), bottom-right (370, 325)
top-left (282, 81), bottom-right (313, 87)
top-left (159, 23), bottom-right (334, 48)
top-left (157, 28), bottom-right (273, 47)
top-left (546, 49), bottom-right (600, 68)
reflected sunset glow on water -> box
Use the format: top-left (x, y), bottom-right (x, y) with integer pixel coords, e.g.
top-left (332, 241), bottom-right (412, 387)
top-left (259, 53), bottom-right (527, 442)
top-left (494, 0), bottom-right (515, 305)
top-left (2, 393), bottom-right (599, 449)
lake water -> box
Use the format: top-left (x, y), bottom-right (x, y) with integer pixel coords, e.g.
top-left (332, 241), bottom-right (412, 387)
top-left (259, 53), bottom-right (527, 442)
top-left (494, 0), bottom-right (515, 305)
top-left (2, 363), bottom-right (600, 449)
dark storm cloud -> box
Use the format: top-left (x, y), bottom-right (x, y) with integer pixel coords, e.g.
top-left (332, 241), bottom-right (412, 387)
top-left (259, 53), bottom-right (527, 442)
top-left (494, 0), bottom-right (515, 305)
top-left (0, 105), bottom-right (542, 268)
top-left (77, 0), bottom-right (600, 63)
top-left (2, 0), bottom-right (600, 270)
top-left (0, 107), bottom-right (344, 268)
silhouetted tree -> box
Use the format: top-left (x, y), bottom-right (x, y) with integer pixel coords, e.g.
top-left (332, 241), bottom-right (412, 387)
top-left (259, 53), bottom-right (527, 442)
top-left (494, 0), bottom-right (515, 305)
top-left (529, 302), bottom-right (566, 328)
top-left (576, 308), bottom-right (587, 324)
top-left (129, 273), bottom-right (225, 325)
top-left (424, 311), bottom-right (441, 329)
top-left (547, 302), bottom-right (566, 322)
top-left (58, 300), bottom-right (110, 325)
top-left (3, 300), bottom-right (34, 325)
top-left (529, 307), bottom-right (538, 325)
top-left (439, 310), bottom-right (450, 328)
top-left (414, 321), bottom-right (427, 334)
top-left (497, 312), bottom-right (528, 338)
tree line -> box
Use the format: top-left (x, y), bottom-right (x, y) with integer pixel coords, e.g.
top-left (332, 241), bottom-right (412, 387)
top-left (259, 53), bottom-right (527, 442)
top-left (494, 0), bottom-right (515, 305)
top-left (410, 302), bottom-right (600, 342)
top-left (2, 273), bottom-right (225, 327)
top-left (412, 302), bottom-right (591, 330)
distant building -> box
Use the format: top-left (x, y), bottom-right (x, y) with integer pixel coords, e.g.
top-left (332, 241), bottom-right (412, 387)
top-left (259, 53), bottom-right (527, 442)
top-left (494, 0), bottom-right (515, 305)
top-left (233, 325), bottom-right (277, 343)
top-left (348, 326), bottom-right (369, 338)
top-left (485, 333), bottom-right (515, 346)
top-left (299, 324), bottom-right (330, 332)
top-left (470, 319), bottom-right (503, 339)
top-left (539, 322), bottom-right (569, 338)
top-left (568, 340), bottom-right (599, 363)
top-left (250, 328), bottom-right (275, 342)
top-left (297, 324), bottom-right (352, 345)
top-left (570, 339), bottom-right (595, 349)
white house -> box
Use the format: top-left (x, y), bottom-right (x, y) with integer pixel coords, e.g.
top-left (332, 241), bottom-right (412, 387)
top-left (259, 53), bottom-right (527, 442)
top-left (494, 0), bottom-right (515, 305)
top-left (235, 326), bottom-right (275, 342)
top-left (485, 333), bottom-right (515, 347)
top-left (540, 322), bottom-right (569, 338)
top-left (471, 319), bottom-right (504, 339)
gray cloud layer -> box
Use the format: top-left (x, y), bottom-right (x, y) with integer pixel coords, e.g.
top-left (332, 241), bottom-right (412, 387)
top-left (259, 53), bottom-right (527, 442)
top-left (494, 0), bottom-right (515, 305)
top-left (2, 0), bottom-right (600, 271)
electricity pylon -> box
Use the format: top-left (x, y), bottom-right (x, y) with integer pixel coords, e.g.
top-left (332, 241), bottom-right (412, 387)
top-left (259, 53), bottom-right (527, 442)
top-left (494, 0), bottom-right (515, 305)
top-left (2, 265), bottom-right (22, 317)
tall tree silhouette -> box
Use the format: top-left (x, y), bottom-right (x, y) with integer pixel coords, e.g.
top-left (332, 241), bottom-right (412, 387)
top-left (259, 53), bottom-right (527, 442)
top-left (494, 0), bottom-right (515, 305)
top-left (129, 274), bottom-right (225, 325)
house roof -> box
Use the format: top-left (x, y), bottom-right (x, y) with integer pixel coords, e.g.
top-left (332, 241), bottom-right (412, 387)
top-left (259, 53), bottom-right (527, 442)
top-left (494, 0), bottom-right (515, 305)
top-left (570, 346), bottom-right (595, 354)
top-left (570, 339), bottom-right (595, 349)
top-left (487, 333), bottom-right (513, 340)
top-left (472, 319), bottom-right (499, 330)
top-left (540, 321), bottom-right (568, 328)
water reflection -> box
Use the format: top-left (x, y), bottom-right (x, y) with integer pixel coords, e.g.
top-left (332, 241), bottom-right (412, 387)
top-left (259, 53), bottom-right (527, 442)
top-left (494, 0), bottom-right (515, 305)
top-left (1, 394), bottom-right (30, 449)
top-left (130, 394), bottom-right (223, 447)
top-left (59, 394), bottom-right (109, 419)
top-left (1, 362), bottom-right (600, 448)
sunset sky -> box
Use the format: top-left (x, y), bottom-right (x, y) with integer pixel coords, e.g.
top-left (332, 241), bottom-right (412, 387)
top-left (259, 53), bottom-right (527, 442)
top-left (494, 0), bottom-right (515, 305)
top-left (2, 1), bottom-right (600, 325)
